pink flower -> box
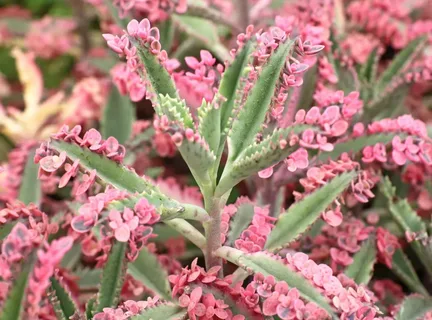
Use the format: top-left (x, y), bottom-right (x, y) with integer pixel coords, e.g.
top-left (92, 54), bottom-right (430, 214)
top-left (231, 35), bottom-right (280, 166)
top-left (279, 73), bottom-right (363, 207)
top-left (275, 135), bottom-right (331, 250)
top-left (179, 287), bottom-right (206, 320)
top-left (76, 169), bottom-right (97, 195)
top-left (376, 227), bottom-right (400, 268)
top-left (39, 151), bottom-right (67, 173)
top-left (134, 198), bottom-right (159, 225)
top-left (286, 148), bottom-right (309, 172)
top-left (258, 166), bottom-right (274, 179)
top-left (109, 208), bottom-right (139, 242)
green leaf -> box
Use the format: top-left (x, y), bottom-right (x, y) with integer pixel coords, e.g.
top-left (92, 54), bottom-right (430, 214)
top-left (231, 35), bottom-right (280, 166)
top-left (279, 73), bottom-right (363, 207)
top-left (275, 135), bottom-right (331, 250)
top-left (77, 268), bottom-right (102, 290)
top-left (217, 40), bottom-right (255, 155)
top-left (391, 248), bottom-right (428, 296)
top-left (316, 134), bottom-right (397, 162)
top-left (336, 64), bottom-right (358, 94)
top-left (380, 176), bottom-right (432, 277)
top-left (376, 36), bottom-right (427, 94)
top-left (184, 3), bottom-right (241, 33)
top-left (367, 85), bottom-right (409, 121)
top-left (381, 177), bottom-right (426, 233)
top-left (101, 85), bottom-right (136, 144)
top-left (52, 141), bottom-right (186, 217)
top-left (85, 297), bottom-right (97, 320)
top-left (172, 15), bottom-right (230, 62)
top-left (95, 241), bottom-right (128, 312)
top-left (61, 244), bottom-right (81, 269)
top-left (106, 190), bottom-right (185, 221)
top-left (360, 48), bottom-right (379, 83)
top-left (103, 0), bottom-right (128, 28)
top-left (198, 99), bottom-right (221, 154)
top-left (158, 18), bottom-right (175, 52)
top-left (227, 39), bottom-right (295, 162)
top-left (50, 140), bottom-right (157, 193)
top-left (294, 63), bottom-right (318, 111)
top-left (128, 247), bottom-right (172, 301)
top-left (131, 304), bottom-right (186, 320)
top-left (226, 203), bottom-right (255, 246)
top-left (87, 55), bottom-right (118, 74)
top-left (217, 248), bottom-right (335, 316)
top-left (265, 171), bottom-right (356, 251)
top-left (157, 95), bottom-right (216, 187)
top-left (345, 238), bottom-right (376, 285)
top-left (133, 40), bottom-right (178, 102)
top-left (18, 149), bottom-right (41, 205)
top-left (216, 125), bottom-right (311, 196)
top-left (0, 258), bottom-right (34, 320)
top-left (396, 296), bottom-right (432, 320)
top-left (157, 94), bottom-right (194, 129)
top-left (49, 277), bottom-right (80, 319)
top-left (49, 137), bottom-right (205, 251)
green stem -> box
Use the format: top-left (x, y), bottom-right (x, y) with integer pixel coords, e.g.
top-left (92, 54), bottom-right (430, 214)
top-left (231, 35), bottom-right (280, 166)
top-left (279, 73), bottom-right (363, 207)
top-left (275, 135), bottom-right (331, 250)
top-left (165, 219), bottom-right (206, 250)
top-left (214, 246), bottom-right (244, 265)
top-left (203, 191), bottom-right (230, 271)
top-left (180, 203), bottom-right (210, 222)
top-left (230, 267), bottom-right (249, 286)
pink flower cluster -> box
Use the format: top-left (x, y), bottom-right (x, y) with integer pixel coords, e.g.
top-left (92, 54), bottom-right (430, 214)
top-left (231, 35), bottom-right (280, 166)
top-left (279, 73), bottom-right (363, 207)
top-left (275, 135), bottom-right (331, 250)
top-left (0, 223), bottom-right (33, 280)
top-left (246, 273), bottom-right (329, 319)
top-left (112, 0), bottom-right (187, 21)
top-left (93, 297), bottom-right (160, 320)
top-left (234, 206), bottom-right (277, 253)
top-left (25, 17), bottom-right (77, 59)
top-left (258, 148), bottom-right (309, 179)
top-left (108, 197), bottom-right (160, 243)
top-left (0, 202), bottom-right (58, 239)
top-left (111, 63), bottom-right (147, 102)
top-left (72, 191), bottom-right (159, 261)
top-left (282, 252), bottom-right (379, 319)
top-left (294, 156), bottom-right (376, 226)
top-left (27, 237), bottom-right (73, 318)
top-left (373, 279), bottom-right (404, 314)
top-left (309, 218), bottom-right (374, 273)
top-left (347, 0), bottom-right (410, 49)
top-left (70, 188), bottom-right (128, 233)
top-left (313, 89), bottom-right (364, 121)
top-left (65, 77), bottom-right (109, 123)
top-left (376, 227), bottom-right (400, 268)
top-left (103, 18), bottom-right (177, 102)
top-left (363, 115), bottom-right (432, 166)
top-left (35, 126), bottom-right (126, 195)
top-left (168, 258), bottom-right (250, 320)
top-left (156, 177), bottom-right (203, 207)
top-left (179, 50), bottom-right (223, 104)
top-left (339, 32), bottom-right (384, 65)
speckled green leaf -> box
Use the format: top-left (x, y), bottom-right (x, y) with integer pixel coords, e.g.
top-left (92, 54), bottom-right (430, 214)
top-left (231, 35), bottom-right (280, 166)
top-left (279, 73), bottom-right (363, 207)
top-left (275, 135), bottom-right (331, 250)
top-left (265, 172), bottom-right (356, 251)
top-left (128, 247), bottom-right (172, 300)
top-left (0, 257), bottom-right (34, 320)
top-left (345, 238), bottom-right (376, 285)
top-left (227, 39), bottom-right (295, 162)
top-left (18, 149), bottom-right (41, 205)
top-left (101, 85), bottom-right (136, 144)
top-left (391, 248), bottom-right (428, 296)
top-left (376, 36), bottom-right (427, 94)
top-left (95, 241), bottom-right (128, 312)
top-left (217, 248), bottom-right (335, 317)
top-left (226, 203), bottom-right (254, 246)
top-left (396, 296), bottom-right (432, 320)
top-left (131, 304), bottom-right (186, 320)
top-left (49, 277), bottom-right (80, 319)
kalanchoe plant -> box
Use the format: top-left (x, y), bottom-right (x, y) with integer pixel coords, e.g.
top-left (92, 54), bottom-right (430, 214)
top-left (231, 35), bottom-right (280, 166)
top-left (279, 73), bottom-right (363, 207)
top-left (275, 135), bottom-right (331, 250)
top-left (1, 0), bottom-right (432, 320)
